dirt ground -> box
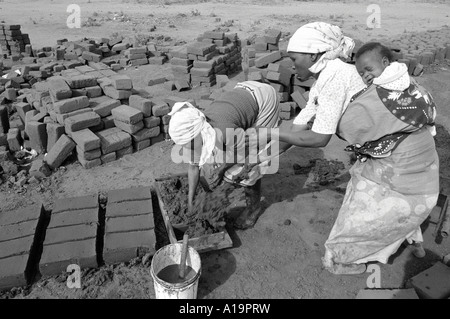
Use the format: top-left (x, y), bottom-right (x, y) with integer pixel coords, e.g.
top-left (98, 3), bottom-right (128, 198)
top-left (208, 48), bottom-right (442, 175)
top-left (1, 0), bottom-right (450, 299)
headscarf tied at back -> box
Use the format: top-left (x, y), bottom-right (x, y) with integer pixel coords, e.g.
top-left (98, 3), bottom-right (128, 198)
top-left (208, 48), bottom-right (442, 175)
top-left (168, 102), bottom-right (216, 167)
top-left (287, 22), bottom-right (355, 74)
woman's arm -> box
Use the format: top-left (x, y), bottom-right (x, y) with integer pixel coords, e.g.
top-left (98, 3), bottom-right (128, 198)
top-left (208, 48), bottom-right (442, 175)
top-left (275, 125), bottom-right (332, 148)
top-left (188, 163), bottom-right (200, 212)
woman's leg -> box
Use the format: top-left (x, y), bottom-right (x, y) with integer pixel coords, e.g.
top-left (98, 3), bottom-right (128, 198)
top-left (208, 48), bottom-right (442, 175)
top-left (234, 179), bottom-right (263, 229)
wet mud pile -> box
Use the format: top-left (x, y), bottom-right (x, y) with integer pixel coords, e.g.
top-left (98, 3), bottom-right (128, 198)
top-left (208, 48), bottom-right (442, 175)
top-left (158, 178), bottom-right (233, 237)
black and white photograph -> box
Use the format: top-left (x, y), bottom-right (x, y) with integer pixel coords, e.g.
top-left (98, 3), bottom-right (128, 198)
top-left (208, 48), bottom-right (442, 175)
top-left (0, 0), bottom-right (449, 303)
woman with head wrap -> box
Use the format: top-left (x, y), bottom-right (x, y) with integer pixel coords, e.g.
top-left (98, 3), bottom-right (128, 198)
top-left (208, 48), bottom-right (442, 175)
top-left (254, 22), bottom-right (438, 275)
top-left (168, 80), bottom-right (284, 230)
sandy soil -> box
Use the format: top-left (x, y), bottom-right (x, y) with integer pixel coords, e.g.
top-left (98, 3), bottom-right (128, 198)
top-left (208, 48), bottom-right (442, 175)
top-left (1, 0), bottom-right (450, 299)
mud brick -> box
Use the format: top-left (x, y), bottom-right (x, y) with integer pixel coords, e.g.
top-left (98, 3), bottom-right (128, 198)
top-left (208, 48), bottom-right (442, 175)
top-left (77, 155), bottom-right (102, 169)
top-left (99, 69), bottom-right (117, 77)
top-left (82, 70), bottom-right (104, 79)
top-left (103, 115), bottom-right (115, 129)
top-left (115, 145), bottom-right (133, 159)
top-left (0, 204), bottom-right (46, 290)
top-left (203, 31), bottom-right (224, 40)
top-left (29, 158), bottom-right (52, 180)
top-left (248, 71), bottom-right (263, 82)
top-left (143, 116), bottom-right (161, 128)
top-left (107, 185), bottom-right (151, 202)
top-left (102, 85), bottom-right (132, 100)
top-left (151, 133), bottom-right (165, 144)
top-left (101, 152), bottom-right (116, 164)
top-left (75, 65), bottom-right (95, 74)
top-left (170, 57), bottom-right (193, 66)
top-left (83, 85), bottom-right (102, 98)
top-left (46, 123), bottom-right (65, 152)
top-left (356, 288), bottom-right (419, 299)
top-left (187, 42), bottom-right (215, 56)
top-left (4, 88), bottom-right (17, 101)
top-left (128, 95), bottom-right (152, 117)
top-left (279, 111), bottom-right (291, 120)
top-left (53, 96), bottom-right (89, 114)
top-left (291, 90), bottom-right (307, 109)
top-left (0, 106), bottom-right (9, 134)
top-left (70, 128), bottom-right (101, 152)
top-left (55, 108), bottom-right (91, 125)
top-left (148, 57), bottom-right (167, 65)
top-left (254, 42), bottom-right (268, 52)
top-left (64, 111), bottom-right (101, 134)
top-left (407, 57), bottom-right (418, 75)
top-left (95, 127), bottom-right (132, 154)
top-left (44, 134), bottom-right (75, 169)
top-left (87, 61), bottom-right (109, 70)
top-left (26, 121), bottom-right (47, 153)
top-left (127, 53), bottom-right (147, 60)
top-left (189, 67), bottom-right (212, 77)
top-left (76, 146), bottom-right (101, 161)
top-left (171, 64), bottom-right (192, 74)
top-left (266, 71), bottom-right (291, 87)
top-left (107, 198), bottom-right (152, 217)
top-left (6, 128), bottom-right (22, 151)
top-left (280, 102), bottom-right (293, 112)
top-left (64, 74), bottom-right (98, 89)
top-left (39, 237), bottom-right (97, 277)
top-left (111, 42), bottom-right (129, 52)
top-left (147, 76), bottom-right (166, 86)
top-left (111, 105), bottom-right (143, 125)
top-left (413, 63), bottom-right (424, 76)
top-left (130, 126), bottom-right (160, 142)
top-left (170, 46), bottom-right (188, 59)
top-left (133, 138), bottom-right (151, 151)
top-left (111, 63), bottom-right (121, 71)
top-left (39, 62), bottom-right (58, 72)
top-left (129, 58), bottom-right (148, 66)
top-left (255, 51), bottom-right (282, 68)
top-left (193, 59), bottom-right (217, 70)
top-left (103, 229), bottom-right (155, 265)
top-left (265, 29), bottom-right (281, 45)
top-left (172, 79), bottom-right (189, 92)
top-left (0, 255), bottom-right (29, 291)
top-left (108, 74), bottom-right (132, 90)
top-left (114, 119), bottom-right (144, 134)
top-left (46, 76), bottom-right (72, 101)
top-left (410, 262), bottom-right (450, 299)
top-left (61, 69), bottom-right (82, 78)
top-left (90, 96), bottom-right (120, 118)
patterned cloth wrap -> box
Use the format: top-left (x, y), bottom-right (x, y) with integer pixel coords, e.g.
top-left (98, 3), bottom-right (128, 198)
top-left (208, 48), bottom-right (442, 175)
top-left (343, 80), bottom-right (437, 162)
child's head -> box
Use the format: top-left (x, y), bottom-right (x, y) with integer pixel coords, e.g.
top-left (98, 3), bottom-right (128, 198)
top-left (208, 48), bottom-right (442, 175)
top-left (355, 42), bottom-right (393, 85)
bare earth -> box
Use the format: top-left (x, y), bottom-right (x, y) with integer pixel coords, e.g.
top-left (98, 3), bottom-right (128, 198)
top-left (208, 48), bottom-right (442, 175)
top-left (1, 0), bottom-right (450, 299)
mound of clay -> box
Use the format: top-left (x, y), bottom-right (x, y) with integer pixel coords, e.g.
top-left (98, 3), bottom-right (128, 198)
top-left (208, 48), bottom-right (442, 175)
top-left (158, 178), bottom-right (233, 237)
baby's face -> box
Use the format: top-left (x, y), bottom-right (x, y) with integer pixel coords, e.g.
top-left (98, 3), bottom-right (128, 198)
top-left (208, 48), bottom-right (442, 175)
top-left (355, 50), bottom-right (389, 85)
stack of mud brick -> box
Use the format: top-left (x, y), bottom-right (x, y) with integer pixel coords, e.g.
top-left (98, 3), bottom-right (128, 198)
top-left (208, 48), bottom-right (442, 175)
top-left (0, 24), bottom-right (31, 58)
top-left (0, 187), bottom-right (156, 291)
top-left (352, 26), bottom-right (450, 76)
top-left (169, 31), bottom-right (242, 88)
top-left (2, 68), bottom-right (170, 171)
top-left (388, 28), bottom-right (450, 76)
top-left (244, 29), bottom-right (312, 120)
top-left (0, 204), bottom-right (47, 291)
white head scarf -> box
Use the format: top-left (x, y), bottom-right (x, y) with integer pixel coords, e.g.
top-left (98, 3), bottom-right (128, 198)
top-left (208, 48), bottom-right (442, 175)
top-left (287, 22), bottom-right (355, 73)
top-left (168, 102), bottom-right (216, 167)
